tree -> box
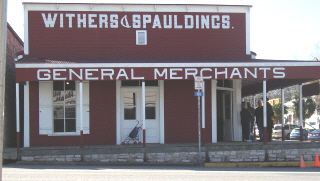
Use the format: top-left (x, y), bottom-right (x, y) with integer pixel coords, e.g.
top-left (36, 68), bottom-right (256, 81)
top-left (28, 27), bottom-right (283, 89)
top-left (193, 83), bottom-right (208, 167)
top-left (272, 103), bottom-right (288, 123)
top-left (292, 94), bottom-right (316, 126)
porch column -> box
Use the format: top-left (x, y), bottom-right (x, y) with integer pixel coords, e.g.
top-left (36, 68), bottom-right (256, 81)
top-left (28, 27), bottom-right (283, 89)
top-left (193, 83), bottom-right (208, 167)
top-left (263, 80), bottom-right (267, 144)
top-left (24, 81), bottom-right (30, 147)
top-left (16, 83), bottom-right (20, 151)
top-left (299, 84), bottom-right (303, 142)
top-left (281, 88), bottom-right (285, 141)
top-left (141, 81), bottom-right (146, 147)
top-left (79, 81), bottom-right (84, 147)
top-left (211, 80), bottom-right (217, 143)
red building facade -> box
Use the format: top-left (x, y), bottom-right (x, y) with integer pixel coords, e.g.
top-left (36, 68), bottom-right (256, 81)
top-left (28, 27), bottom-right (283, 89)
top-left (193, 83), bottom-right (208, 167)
top-left (16, 3), bottom-right (320, 147)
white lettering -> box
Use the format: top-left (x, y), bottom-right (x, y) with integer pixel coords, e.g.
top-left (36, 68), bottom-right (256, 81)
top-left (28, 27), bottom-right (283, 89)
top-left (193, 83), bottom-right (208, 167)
top-left (174, 15), bottom-right (183, 29)
top-left (201, 15), bottom-right (209, 29)
top-left (184, 15), bottom-right (194, 29)
top-left (110, 14), bottom-right (118, 28)
top-left (152, 15), bottom-right (162, 28)
top-left (170, 68), bottom-right (183, 79)
top-left (185, 68), bottom-right (198, 79)
top-left (101, 69), bottom-right (114, 80)
top-left (215, 68), bottom-right (228, 79)
top-left (154, 68), bottom-right (168, 79)
top-left (211, 15), bottom-right (220, 29)
top-left (77, 14), bottom-right (86, 28)
top-left (132, 14), bottom-right (141, 28)
top-left (65, 14), bottom-right (75, 28)
top-left (244, 68), bottom-right (257, 78)
top-left (273, 67), bottom-right (285, 78)
top-left (200, 68), bottom-right (212, 79)
top-left (259, 68), bottom-right (271, 78)
top-left (85, 69), bottom-right (99, 80)
top-left (42, 13), bottom-right (58, 28)
top-left (37, 69), bottom-right (51, 80)
top-left (69, 69), bottom-right (83, 80)
top-left (131, 69), bottom-right (145, 79)
top-left (88, 14), bottom-right (97, 28)
top-left (163, 15), bottom-right (172, 29)
top-left (99, 14), bottom-right (108, 28)
top-left (143, 15), bottom-right (152, 28)
top-left (116, 69), bottom-right (129, 79)
top-left (60, 13), bottom-right (64, 28)
top-left (53, 69), bottom-right (67, 80)
top-left (222, 15), bottom-right (230, 29)
top-left (230, 68), bottom-right (242, 78)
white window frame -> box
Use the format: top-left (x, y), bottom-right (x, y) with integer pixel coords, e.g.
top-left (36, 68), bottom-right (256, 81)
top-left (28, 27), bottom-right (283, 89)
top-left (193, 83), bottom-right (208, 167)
top-left (136, 30), bottom-right (147, 45)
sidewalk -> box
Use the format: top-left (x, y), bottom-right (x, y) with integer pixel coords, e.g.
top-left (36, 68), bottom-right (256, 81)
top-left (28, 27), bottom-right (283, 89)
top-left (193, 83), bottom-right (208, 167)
top-left (205, 161), bottom-right (317, 167)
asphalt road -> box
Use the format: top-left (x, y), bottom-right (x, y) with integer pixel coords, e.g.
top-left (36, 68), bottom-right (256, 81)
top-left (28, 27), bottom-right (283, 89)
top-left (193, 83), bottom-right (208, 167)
top-left (2, 164), bottom-right (320, 181)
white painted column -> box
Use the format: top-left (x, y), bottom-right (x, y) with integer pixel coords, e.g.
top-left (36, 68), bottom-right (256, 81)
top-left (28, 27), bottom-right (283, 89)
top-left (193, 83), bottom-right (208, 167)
top-left (24, 81), bottom-right (30, 147)
top-left (281, 88), bottom-right (285, 127)
top-left (141, 81), bottom-right (146, 146)
top-left (201, 81), bottom-right (205, 129)
top-left (211, 80), bottom-right (217, 143)
top-left (79, 81), bottom-right (84, 147)
top-left (299, 84), bottom-right (303, 127)
top-left (159, 80), bottom-right (165, 144)
top-left (263, 80), bottom-right (267, 143)
top-left (16, 83), bottom-right (20, 150)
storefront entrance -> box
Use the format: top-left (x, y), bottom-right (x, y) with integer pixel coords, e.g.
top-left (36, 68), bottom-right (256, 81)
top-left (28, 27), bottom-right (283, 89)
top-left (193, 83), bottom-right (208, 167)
top-left (118, 81), bottom-right (161, 144)
top-left (217, 89), bottom-right (234, 142)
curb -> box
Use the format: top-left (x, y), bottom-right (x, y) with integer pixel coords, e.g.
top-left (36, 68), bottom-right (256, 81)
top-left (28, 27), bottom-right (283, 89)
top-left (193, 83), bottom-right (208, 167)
top-left (205, 161), bottom-right (317, 167)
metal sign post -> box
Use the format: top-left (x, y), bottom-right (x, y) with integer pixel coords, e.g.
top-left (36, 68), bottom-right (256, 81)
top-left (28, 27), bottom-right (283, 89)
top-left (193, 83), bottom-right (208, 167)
top-left (194, 76), bottom-right (203, 165)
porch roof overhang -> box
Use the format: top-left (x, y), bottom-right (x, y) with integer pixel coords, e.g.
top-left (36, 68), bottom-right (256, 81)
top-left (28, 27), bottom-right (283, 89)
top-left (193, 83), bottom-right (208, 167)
top-left (15, 58), bottom-right (320, 96)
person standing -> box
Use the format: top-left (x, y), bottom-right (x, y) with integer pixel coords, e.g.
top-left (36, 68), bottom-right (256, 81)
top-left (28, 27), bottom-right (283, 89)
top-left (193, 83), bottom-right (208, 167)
top-left (255, 100), bottom-right (264, 141)
top-left (266, 98), bottom-right (274, 141)
top-left (241, 102), bottom-right (252, 141)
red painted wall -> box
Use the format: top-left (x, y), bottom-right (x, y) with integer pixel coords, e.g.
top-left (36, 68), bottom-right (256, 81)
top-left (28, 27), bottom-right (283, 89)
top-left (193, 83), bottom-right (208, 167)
top-left (28, 11), bottom-right (247, 59)
top-left (29, 81), bottom-right (117, 146)
top-left (164, 80), bottom-right (211, 143)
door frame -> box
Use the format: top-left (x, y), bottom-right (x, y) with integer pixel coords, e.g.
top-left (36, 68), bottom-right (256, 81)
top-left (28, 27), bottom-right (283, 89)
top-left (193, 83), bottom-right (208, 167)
top-left (116, 80), bottom-right (164, 145)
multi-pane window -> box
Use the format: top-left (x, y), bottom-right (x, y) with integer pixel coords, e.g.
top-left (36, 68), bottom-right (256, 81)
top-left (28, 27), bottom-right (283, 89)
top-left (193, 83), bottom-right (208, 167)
top-left (53, 81), bottom-right (76, 132)
top-left (124, 93), bottom-right (136, 120)
top-left (145, 92), bottom-right (156, 119)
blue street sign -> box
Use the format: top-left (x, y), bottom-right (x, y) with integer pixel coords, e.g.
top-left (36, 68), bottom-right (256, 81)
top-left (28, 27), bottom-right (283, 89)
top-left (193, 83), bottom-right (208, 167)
top-left (194, 92), bottom-right (204, 96)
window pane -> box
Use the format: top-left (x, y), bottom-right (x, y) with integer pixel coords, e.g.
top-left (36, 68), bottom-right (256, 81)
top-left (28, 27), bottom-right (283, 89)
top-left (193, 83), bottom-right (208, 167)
top-left (66, 119), bottom-right (76, 132)
top-left (145, 80), bottom-right (158, 86)
top-left (124, 107), bottom-right (136, 120)
top-left (53, 81), bottom-right (64, 91)
top-left (122, 80), bottom-right (140, 86)
top-left (65, 105), bottom-right (76, 118)
top-left (124, 93), bottom-right (136, 106)
top-left (145, 93), bottom-right (156, 106)
top-left (53, 105), bottom-right (64, 119)
top-left (53, 91), bottom-right (65, 104)
top-left (54, 119), bottom-right (64, 132)
top-left (65, 90), bottom-right (76, 104)
top-left (65, 81), bottom-right (75, 90)
top-left (146, 107), bottom-right (155, 119)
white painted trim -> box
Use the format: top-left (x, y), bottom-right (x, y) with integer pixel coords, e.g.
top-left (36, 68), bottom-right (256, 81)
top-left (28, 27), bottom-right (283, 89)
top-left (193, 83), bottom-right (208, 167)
top-left (24, 5), bottom-right (29, 55)
top-left (211, 80), bottom-right (217, 143)
top-left (141, 82), bottom-right (146, 131)
top-left (233, 79), bottom-right (242, 141)
top-left (201, 81), bottom-right (205, 128)
top-left (24, 3), bottom-right (251, 13)
top-left (116, 80), bottom-right (121, 145)
top-left (24, 81), bottom-right (30, 147)
top-left (15, 61), bottom-right (320, 68)
top-left (16, 83), bottom-right (20, 132)
top-left (159, 80), bottom-right (165, 144)
top-left (136, 30), bottom-right (147, 45)
top-left (79, 82), bottom-right (83, 131)
top-left (263, 80), bottom-right (267, 128)
top-left (246, 9), bottom-right (250, 55)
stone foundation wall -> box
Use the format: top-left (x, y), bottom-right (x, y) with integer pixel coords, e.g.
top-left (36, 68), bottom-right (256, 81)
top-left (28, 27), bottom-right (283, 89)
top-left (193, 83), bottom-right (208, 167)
top-left (20, 148), bottom-right (320, 164)
top-left (21, 152), bottom-right (206, 163)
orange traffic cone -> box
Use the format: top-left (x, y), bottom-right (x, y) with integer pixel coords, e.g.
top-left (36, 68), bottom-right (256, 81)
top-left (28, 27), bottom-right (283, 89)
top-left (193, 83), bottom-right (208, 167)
top-left (300, 155), bottom-right (306, 168)
top-left (314, 154), bottom-right (320, 167)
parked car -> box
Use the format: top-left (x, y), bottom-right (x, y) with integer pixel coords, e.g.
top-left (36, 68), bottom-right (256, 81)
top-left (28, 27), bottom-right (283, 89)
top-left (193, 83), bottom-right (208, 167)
top-left (289, 128), bottom-right (309, 140)
top-left (272, 124), bottom-right (299, 140)
top-left (308, 129), bottom-right (320, 142)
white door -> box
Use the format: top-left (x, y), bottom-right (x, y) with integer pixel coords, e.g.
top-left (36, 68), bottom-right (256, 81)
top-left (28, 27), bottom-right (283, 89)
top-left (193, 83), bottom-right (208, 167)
top-left (223, 91), bottom-right (233, 141)
top-left (120, 88), bottom-right (160, 143)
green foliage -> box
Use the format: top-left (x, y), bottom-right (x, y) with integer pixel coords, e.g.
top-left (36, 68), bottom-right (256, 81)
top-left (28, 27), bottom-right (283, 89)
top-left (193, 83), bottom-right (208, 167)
top-left (292, 94), bottom-right (316, 120)
top-left (272, 103), bottom-right (288, 122)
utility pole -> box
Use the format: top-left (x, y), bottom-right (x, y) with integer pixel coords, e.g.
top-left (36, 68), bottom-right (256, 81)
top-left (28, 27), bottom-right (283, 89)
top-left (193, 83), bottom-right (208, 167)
top-left (0, 0), bottom-right (7, 180)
